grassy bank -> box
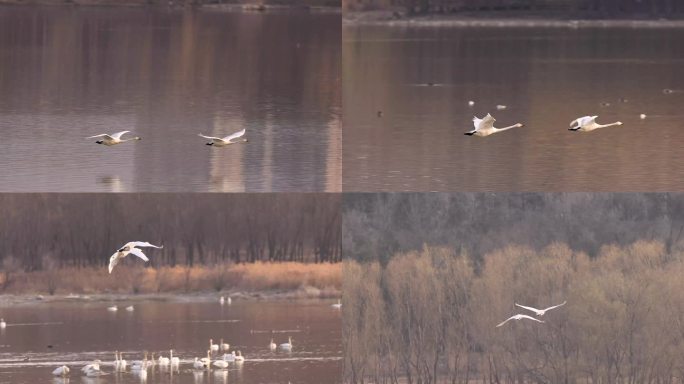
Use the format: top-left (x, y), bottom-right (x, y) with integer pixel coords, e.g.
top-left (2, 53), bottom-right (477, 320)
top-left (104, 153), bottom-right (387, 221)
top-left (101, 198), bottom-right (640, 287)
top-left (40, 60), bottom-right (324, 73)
top-left (0, 262), bottom-right (341, 298)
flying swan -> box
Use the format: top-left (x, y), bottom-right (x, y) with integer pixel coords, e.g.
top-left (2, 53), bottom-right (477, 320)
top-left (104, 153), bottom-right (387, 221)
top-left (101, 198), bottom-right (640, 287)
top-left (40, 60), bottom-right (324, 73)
top-left (108, 241), bottom-right (163, 273)
top-left (515, 301), bottom-right (567, 316)
top-left (87, 131), bottom-right (141, 146)
top-left (465, 114), bottom-right (523, 137)
top-left (569, 116), bottom-right (623, 132)
top-left (496, 314), bottom-right (545, 327)
top-left (199, 129), bottom-right (248, 147)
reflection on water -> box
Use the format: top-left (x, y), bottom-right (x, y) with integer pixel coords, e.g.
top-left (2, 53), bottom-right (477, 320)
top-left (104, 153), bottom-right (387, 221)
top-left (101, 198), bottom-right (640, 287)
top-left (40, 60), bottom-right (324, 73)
top-left (343, 26), bottom-right (684, 191)
top-left (0, 7), bottom-right (341, 192)
top-left (0, 300), bottom-right (341, 383)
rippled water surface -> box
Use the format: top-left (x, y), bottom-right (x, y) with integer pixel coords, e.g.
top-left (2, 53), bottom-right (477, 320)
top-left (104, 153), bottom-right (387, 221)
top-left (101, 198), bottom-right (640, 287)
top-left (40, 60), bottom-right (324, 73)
top-left (0, 299), bottom-right (341, 383)
top-left (0, 6), bottom-right (341, 192)
top-left (343, 26), bottom-right (684, 191)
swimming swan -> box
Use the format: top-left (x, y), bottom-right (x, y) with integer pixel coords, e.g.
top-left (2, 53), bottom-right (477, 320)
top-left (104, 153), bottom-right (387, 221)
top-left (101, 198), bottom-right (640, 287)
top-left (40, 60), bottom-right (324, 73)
top-left (52, 365), bottom-right (70, 376)
top-left (108, 241), bottom-right (163, 273)
top-left (279, 337), bottom-right (293, 351)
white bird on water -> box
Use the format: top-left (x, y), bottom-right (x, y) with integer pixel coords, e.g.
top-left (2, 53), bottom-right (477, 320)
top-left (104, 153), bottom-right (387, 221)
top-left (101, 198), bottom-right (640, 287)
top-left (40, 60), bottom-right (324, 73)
top-left (496, 314), bottom-right (545, 327)
top-left (87, 131), bottom-right (141, 146)
top-left (199, 129), bottom-right (248, 147)
top-left (170, 349), bottom-right (180, 366)
top-left (279, 336), bottom-right (293, 351)
top-left (269, 338), bottom-right (277, 350)
top-left (515, 301), bottom-right (567, 316)
top-left (209, 339), bottom-right (219, 352)
top-left (220, 339), bottom-right (230, 351)
top-left (331, 299), bottom-right (342, 309)
top-left (193, 357), bottom-right (205, 370)
top-left (464, 114), bottom-right (524, 137)
top-left (569, 116), bottom-right (623, 132)
top-left (126, 305), bottom-right (135, 312)
top-left (234, 351), bottom-right (245, 363)
top-left (0, 318), bottom-right (6, 328)
top-left (108, 241), bottom-right (163, 274)
top-left (52, 365), bottom-right (70, 376)
top-left (107, 306), bottom-right (118, 312)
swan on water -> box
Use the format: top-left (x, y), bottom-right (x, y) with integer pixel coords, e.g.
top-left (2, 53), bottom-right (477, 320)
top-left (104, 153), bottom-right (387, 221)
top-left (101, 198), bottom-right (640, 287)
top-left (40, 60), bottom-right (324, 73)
top-left (496, 314), bottom-right (545, 327)
top-left (199, 129), bottom-right (248, 147)
top-left (220, 339), bottom-right (230, 351)
top-left (52, 365), bottom-right (70, 376)
top-left (515, 301), bottom-right (567, 316)
top-left (210, 339), bottom-right (219, 352)
top-left (108, 241), bottom-right (163, 273)
top-left (468, 100), bottom-right (475, 107)
top-left (640, 114), bottom-right (647, 119)
top-left (465, 114), bottom-right (523, 137)
top-left (0, 318), bottom-right (6, 328)
top-left (234, 351), bottom-right (245, 363)
top-left (193, 357), bottom-right (205, 370)
top-left (87, 131), bottom-right (141, 146)
top-left (279, 336), bottom-right (293, 351)
top-left (126, 305), bottom-right (134, 312)
top-left (331, 299), bottom-right (342, 309)
top-left (269, 338), bottom-right (277, 351)
top-left (213, 359), bottom-right (229, 369)
top-left (170, 349), bottom-right (180, 365)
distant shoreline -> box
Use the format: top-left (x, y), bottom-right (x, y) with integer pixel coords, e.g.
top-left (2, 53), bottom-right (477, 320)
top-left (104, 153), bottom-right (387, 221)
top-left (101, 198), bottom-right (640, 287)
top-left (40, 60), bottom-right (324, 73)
top-left (343, 10), bottom-right (684, 28)
top-left (0, 1), bottom-right (341, 11)
top-left (0, 290), bottom-right (340, 307)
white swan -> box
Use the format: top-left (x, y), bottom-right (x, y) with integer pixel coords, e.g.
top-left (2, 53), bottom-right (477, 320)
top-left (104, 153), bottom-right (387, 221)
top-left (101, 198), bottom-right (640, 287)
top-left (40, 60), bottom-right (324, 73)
top-left (126, 305), bottom-right (135, 312)
top-left (269, 338), bottom-right (277, 351)
top-left (496, 104), bottom-right (507, 110)
top-left (640, 113), bottom-right (647, 120)
top-left (222, 352), bottom-right (235, 362)
top-left (465, 114), bottom-right (523, 137)
top-left (331, 299), bottom-right (342, 309)
top-left (200, 350), bottom-right (211, 368)
top-left (220, 339), bottom-right (230, 351)
top-left (107, 306), bottom-right (118, 312)
top-left (131, 352), bottom-right (148, 371)
top-left (81, 360), bottom-right (101, 374)
top-left (209, 339), bottom-right (219, 352)
top-left (234, 351), bottom-right (245, 363)
top-left (0, 318), bottom-right (6, 328)
top-left (158, 352), bottom-right (170, 366)
top-left (213, 359), bottom-right (229, 369)
top-left (193, 357), bottom-right (205, 370)
top-left (116, 351), bottom-right (127, 370)
top-left (52, 365), bottom-right (70, 376)
top-left (496, 314), bottom-right (545, 327)
top-left (569, 116), bottom-right (622, 132)
top-left (515, 301), bottom-right (566, 316)
top-left (108, 241), bottom-right (163, 273)
top-left (199, 129), bottom-right (248, 147)
top-left (87, 131), bottom-right (141, 146)
top-left (227, 297), bottom-right (232, 305)
top-left (220, 296), bottom-right (225, 305)
top-left (279, 337), bottom-right (293, 351)
top-left (170, 349), bottom-right (180, 365)
top-left (468, 100), bottom-right (475, 107)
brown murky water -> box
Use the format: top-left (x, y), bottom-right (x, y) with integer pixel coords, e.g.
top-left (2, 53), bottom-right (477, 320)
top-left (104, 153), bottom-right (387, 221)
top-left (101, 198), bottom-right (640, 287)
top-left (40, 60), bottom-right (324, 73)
top-left (343, 26), bottom-right (684, 192)
top-left (0, 6), bottom-right (341, 192)
top-left (0, 299), bottom-right (341, 383)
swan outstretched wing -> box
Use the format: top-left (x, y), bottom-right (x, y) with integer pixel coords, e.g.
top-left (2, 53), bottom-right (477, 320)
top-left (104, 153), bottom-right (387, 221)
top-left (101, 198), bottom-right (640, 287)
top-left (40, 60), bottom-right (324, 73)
top-left (477, 114), bottom-right (496, 130)
top-left (496, 316), bottom-right (516, 327)
top-left (223, 129), bottom-right (246, 142)
top-left (110, 131), bottom-right (131, 140)
top-left (130, 241), bottom-right (163, 249)
top-left (519, 314), bottom-right (544, 323)
top-left (515, 303), bottom-right (542, 314)
top-left (542, 301), bottom-right (567, 312)
top-left (108, 253), bottom-right (121, 274)
top-left (198, 133), bottom-right (225, 143)
top-left (87, 134), bottom-right (115, 140)
top-left (128, 248), bottom-right (150, 262)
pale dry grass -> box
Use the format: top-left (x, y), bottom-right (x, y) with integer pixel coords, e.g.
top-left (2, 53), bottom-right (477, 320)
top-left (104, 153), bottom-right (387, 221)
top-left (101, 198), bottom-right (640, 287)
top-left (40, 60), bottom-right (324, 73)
top-left (0, 262), bottom-right (341, 296)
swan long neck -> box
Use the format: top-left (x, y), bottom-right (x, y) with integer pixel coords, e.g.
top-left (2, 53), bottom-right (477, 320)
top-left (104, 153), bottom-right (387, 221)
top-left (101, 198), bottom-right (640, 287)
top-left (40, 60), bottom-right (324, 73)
top-left (595, 121), bottom-right (622, 129)
top-left (495, 124), bottom-right (521, 132)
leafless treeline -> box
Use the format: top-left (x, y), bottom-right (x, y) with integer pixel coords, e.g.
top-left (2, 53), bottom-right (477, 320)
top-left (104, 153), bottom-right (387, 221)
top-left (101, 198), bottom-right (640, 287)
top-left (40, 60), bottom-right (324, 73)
top-left (344, 193), bottom-right (684, 266)
top-left (345, 241), bottom-right (684, 384)
top-left (0, 193), bottom-right (341, 272)
top-left (343, 0), bottom-right (683, 16)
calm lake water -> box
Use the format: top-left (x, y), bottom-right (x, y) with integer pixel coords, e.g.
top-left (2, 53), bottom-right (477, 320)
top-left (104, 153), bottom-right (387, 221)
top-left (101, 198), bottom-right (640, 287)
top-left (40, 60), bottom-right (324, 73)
top-left (0, 7), bottom-right (341, 192)
top-left (343, 26), bottom-right (684, 191)
top-left (0, 299), bottom-right (341, 383)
